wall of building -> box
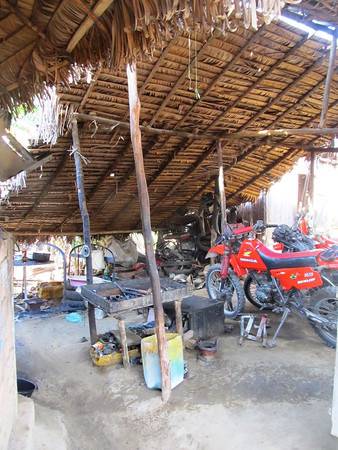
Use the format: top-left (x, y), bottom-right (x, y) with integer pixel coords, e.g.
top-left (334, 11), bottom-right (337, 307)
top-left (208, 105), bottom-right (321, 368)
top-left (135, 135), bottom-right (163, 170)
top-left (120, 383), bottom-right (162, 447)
top-left (0, 231), bottom-right (17, 450)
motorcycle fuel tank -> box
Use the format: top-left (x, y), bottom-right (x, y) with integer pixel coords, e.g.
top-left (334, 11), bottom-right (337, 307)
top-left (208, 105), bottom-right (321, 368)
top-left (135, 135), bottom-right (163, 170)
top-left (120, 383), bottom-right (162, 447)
top-left (270, 267), bottom-right (323, 291)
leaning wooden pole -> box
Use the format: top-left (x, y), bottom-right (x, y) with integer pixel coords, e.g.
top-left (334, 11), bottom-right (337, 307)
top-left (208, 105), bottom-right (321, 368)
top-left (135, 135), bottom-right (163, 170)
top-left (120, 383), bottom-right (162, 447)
top-left (217, 140), bottom-right (226, 232)
top-left (320, 31), bottom-right (337, 128)
top-left (126, 64), bottom-right (171, 402)
top-left (71, 119), bottom-right (97, 344)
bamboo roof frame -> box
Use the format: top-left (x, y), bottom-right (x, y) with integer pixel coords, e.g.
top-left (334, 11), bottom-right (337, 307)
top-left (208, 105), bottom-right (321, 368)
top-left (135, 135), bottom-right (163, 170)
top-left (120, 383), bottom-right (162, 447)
top-left (0, 0), bottom-right (337, 234)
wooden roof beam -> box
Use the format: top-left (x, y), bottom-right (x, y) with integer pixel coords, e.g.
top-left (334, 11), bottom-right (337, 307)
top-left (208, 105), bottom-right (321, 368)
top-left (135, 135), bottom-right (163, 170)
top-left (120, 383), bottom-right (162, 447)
top-left (138, 30), bottom-right (328, 207)
top-left (75, 112), bottom-right (215, 140)
top-left (148, 34), bottom-right (216, 127)
top-left (4, 0), bottom-right (48, 41)
top-left (66, 0), bottom-right (115, 53)
top-left (161, 98), bottom-right (338, 224)
top-left (174, 26), bottom-right (267, 129)
top-left (15, 152), bottom-right (68, 230)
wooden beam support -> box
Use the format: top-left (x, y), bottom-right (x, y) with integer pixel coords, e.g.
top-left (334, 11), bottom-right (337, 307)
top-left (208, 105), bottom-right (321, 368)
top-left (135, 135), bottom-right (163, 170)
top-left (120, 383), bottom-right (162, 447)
top-left (66, 0), bottom-right (114, 52)
top-left (217, 140), bottom-right (226, 232)
top-left (126, 63), bottom-right (170, 402)
top-left (71, 119), bottom-right (97, 344)
top-left (221, 127), bottom-right (338, 141)
top-left (165, 100), bottom-right (338, 222)
top-left (319, 31), bottom-right (337, 128)
top-left (75, 112), bottom-right (214, 140)
top-left (79, 67), bottom-right (102, 112)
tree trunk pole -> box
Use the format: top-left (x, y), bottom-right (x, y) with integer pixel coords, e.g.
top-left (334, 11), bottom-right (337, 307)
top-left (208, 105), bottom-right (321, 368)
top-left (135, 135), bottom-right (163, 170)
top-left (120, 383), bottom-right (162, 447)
top-left (126, 64), bottom-right (171, 402)
top-left (320, 31), bottom-right (337, 128)
top-left (71, 119), bottom-right (97, 344)
top-left (217, 140), bottom-right (226, 232)
top-left (309, 151), bottom-right (315, 209)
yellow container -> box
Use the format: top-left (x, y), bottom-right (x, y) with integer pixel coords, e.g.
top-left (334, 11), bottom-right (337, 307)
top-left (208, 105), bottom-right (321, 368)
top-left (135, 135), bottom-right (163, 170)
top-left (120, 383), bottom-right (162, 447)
top-left (141, 333), bottom-right (184, 390)
top-left (38, 281), bottom-right (64, 300)
top-left (90, 348), bottom-right (140, 367)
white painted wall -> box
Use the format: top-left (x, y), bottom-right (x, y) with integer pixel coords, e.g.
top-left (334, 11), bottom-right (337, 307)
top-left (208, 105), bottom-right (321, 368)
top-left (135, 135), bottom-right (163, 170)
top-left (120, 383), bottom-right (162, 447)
top-left (0, 231), bottom-right (17, 450)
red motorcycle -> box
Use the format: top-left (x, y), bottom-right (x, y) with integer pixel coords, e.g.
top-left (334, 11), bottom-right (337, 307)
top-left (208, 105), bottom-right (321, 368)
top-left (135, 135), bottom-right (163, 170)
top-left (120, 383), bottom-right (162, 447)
top-left (206, 221), bottom-right (338, 347)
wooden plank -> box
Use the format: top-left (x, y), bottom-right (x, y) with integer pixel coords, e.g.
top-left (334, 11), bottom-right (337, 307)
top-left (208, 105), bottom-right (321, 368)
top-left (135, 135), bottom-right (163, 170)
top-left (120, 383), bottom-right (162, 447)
top-left (71, 119), bottom-right (97, 344)
top-left (126, 63), bottom-right (171, 402)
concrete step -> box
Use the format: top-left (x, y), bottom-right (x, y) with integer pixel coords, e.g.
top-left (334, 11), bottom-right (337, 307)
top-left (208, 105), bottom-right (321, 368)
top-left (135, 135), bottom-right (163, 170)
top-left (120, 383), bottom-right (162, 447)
top-left (8, 395), bottom-right (35, 450)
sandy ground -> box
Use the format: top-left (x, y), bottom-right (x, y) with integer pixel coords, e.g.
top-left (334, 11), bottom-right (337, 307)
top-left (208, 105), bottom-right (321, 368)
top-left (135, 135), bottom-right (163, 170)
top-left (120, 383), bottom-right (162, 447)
top-left (15, 298), bottom-right (337, 450)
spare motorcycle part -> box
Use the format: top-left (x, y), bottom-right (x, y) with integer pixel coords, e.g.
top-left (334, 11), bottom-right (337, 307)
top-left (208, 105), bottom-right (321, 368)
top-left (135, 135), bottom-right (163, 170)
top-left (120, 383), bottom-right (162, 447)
top-left (206, 264), bottom-right (245, 318)
top-left (239, 314), bottom-right (268, 346)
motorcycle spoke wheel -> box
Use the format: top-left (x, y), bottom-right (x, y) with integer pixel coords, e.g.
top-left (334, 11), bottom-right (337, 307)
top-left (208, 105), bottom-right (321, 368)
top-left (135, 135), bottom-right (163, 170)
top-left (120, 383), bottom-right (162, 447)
top-left (311, 297), bottom-right (338, 348)
top-left (206, 264), bottom-right (245, 319)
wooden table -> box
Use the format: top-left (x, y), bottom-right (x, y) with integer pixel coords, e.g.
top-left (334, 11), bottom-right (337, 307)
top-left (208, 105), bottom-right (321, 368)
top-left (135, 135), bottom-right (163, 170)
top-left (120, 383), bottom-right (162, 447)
top-left (81, 277), bottom-right (188, 367)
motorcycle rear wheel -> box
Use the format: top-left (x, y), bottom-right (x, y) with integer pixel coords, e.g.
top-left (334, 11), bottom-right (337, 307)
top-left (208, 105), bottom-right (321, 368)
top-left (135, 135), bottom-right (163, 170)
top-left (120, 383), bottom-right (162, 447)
top-left (206, 264), bottom-right (245, 319)
top-left (309, 297), bottom-right (338, 348)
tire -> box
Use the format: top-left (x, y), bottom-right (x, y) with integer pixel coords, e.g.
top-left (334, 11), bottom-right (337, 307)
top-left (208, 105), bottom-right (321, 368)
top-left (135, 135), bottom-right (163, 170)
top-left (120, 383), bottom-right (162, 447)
top-left (206, 264), bottom-right (245, 319)
top-left (243, 274), bottom-right (273, 310)
top-left (309, 296), bottom-right (337, 348)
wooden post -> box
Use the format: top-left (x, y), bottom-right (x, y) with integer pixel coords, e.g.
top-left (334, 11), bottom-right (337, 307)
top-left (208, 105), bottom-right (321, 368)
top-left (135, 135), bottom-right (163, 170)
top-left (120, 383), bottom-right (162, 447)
top-left (118, 318), bottom-right (130, 368)
top-left (217, 140), bottom-right (226, 232)
top-left (320, 31), bottom-right (337, 128)
top-left (309, 151), bottom-right (315, 209)
top-left (175, 300), bottom-right (183, 337)
top-left (71, 119), bottom-right (97, 344)
top-left (126, 64), bottom-right (171, 402)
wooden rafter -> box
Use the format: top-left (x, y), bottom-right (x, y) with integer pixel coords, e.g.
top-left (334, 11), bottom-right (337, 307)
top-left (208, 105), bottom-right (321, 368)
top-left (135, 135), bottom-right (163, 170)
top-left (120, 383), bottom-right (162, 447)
top-left (161, 99), bottom-right (338, 224)
top-left (145, 48), bottom-right (334, 212)
top-left (15, 152), bottom-right (68, 229)
top-left (174, 26), bottom-right (267, 129)
top-left (4, 0), bottom-right (48, 41)
top-left (79, 67), bottom-right (102, 112)
top-left (66, 0), bottom-right (115, 52)
top-left (148, 34), bottom-right (216, 127)
top-left (136, 33), bottom-right (329, 214)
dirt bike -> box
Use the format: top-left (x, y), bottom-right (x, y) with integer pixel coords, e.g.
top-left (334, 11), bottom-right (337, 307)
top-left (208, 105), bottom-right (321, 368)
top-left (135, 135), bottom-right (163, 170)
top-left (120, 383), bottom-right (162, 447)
top-left (245, 221), bottom-right (338, 310)
top-left (205, 221), bottom-right (338, 347)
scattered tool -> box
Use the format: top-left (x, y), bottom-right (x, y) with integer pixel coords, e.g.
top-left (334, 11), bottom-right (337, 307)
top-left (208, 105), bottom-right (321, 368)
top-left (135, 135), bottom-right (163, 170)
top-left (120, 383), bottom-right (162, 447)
top-left (239, 314), bottom-right (269, 347)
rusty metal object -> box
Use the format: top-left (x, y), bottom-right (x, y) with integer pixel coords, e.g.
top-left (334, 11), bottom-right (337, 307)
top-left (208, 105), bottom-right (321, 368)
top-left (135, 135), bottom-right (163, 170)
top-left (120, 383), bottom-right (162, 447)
top-left (197, 339), bottom-right (218, 362)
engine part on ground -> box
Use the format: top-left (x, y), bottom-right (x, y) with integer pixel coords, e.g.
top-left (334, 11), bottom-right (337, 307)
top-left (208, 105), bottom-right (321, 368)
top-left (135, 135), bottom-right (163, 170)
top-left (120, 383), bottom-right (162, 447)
top-left (197, 339), bottom-right (218, 362)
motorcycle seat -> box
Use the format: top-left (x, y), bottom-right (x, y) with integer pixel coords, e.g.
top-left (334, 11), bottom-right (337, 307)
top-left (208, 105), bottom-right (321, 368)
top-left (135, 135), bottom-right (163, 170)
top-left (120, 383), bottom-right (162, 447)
top-left (320, 245), bottom-right (338, 262)
top-left (258, 246), bottom-right (319, 269)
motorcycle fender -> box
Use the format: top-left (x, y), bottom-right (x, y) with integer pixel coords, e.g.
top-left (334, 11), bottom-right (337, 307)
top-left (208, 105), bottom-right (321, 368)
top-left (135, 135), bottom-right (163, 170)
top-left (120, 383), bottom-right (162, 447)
top-left (206, 244), bottom-right (227, 259)
top-left (230, 254), bottom-right (247, 277)
top-left (270, 267), bottom-right (323, 291)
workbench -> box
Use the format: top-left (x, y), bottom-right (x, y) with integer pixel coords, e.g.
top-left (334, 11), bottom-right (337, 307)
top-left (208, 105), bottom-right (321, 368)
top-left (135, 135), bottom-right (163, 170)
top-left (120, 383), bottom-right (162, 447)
top-left (81, 277), bottom-right (188, 367)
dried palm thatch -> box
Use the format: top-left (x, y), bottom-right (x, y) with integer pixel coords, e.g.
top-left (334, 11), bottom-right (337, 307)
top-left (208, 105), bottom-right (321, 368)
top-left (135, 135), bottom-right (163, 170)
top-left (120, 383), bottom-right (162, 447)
top-left (0, 0), bottom-right (335, 113)
top-left (1, 16), bottom-right (337, 235)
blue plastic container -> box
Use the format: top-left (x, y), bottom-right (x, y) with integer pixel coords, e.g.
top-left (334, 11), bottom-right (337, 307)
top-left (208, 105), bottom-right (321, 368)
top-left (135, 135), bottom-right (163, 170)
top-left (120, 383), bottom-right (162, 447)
top-left (141, 333), bottom-right (184, 390)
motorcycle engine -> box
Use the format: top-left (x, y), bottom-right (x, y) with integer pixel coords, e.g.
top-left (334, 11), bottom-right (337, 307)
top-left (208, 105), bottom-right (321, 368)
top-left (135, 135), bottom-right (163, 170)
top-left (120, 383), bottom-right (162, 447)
top-left (255, 284), bottom-right (273, 304)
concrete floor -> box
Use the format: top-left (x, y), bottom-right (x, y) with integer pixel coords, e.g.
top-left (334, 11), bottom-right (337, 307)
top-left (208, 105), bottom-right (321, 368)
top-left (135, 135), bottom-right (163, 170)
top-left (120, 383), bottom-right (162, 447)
top-left (15, 299), bottom-right (337, 450)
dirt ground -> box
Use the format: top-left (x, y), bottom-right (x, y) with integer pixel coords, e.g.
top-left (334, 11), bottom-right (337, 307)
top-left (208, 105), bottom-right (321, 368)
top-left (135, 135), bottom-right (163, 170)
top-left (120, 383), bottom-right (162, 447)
top-left (15, 297), bottom-right (337, 450)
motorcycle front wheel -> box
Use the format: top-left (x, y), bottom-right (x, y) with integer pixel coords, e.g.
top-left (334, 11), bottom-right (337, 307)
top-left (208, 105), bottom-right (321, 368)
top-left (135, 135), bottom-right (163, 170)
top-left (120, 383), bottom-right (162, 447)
top-left (206, 264), bottom-right (245, 319)
top-left (309, 296), bottom-right (338, 348)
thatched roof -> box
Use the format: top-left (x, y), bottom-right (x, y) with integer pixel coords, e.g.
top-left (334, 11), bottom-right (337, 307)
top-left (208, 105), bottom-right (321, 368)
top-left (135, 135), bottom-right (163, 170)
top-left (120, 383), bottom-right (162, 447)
top-left (0, 0), bottom-right (337, 112)
top-left (1, 15), bottom-right (337, 235)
